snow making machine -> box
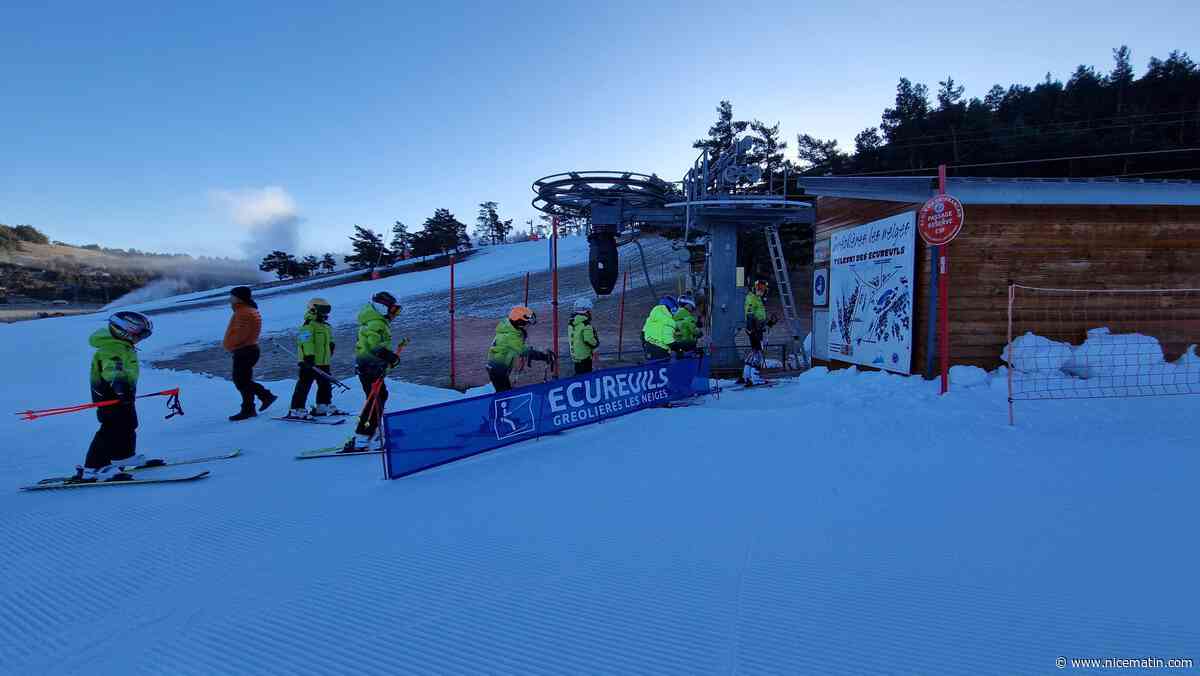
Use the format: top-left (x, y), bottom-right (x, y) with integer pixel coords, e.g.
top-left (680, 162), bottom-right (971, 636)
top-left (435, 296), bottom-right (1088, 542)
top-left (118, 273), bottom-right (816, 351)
top-left (531, 137), bottom-right (815, 371)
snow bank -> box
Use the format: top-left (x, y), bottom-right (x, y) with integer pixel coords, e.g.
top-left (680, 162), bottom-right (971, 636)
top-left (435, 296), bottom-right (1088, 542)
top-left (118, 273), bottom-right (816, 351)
top-left (1064, 327), bottom-right (1165, 378)
top-left (949, 364), bottom-right (989, 388)
top-left (1002, 331), bottom-right (1074, 372)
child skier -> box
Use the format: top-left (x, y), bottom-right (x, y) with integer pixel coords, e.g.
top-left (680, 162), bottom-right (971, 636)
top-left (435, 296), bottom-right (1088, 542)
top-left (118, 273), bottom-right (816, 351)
top-left (74, 311), bottom-right (154, 482)
top-left (486, 306), bottom-right (556, 392)
top-left (641, 296), bottom-right (678, 360)
top-left (568, 298), bottom-right (599, 375)
top-left (672, 292), bottom-right (702, 355)
top-left (743, 279), bottom-right (777, 385)
top-left (342, 291), bottom-right (407, 452)
top-left (287, 297), bottom-right (338, 419)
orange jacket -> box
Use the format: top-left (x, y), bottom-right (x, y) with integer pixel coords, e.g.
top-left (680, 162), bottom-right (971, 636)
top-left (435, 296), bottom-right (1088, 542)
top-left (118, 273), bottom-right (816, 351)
top-left (223, 304), bottom-right (262, 352)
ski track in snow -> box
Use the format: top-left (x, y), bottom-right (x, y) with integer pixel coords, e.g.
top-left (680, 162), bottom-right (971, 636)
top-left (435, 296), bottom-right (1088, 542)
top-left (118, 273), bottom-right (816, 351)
top-left (2, 239), bottom-right (1198, 673)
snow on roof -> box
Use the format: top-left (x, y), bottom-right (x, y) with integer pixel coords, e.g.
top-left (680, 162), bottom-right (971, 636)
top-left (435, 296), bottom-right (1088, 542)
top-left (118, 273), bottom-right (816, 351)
top-left (796, 176), bottom-right (1200, 206)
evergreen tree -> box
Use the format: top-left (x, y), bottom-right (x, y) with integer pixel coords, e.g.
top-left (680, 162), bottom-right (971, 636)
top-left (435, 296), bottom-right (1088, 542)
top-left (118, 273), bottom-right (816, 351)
top-left (693, 100), bottom-right (749, 164)
top-left (415, 209), bottom-right (470, 256)
top-left (1111, 45), bottom-right (1134, 113)
top-left (745, 120), bottom-right (789, 185)
top-left (390, 221), bottom-right (411, 258)
top-left (259, 250), bottom-right (298, 280)
top-left (301, 255), bottom-right (320, 276)
top-left (344, 226), bottom-right (391, 269)
top-left (320, 253), bottom-right (337, 273)
top-left (796, 134), bottom-right (847, 174)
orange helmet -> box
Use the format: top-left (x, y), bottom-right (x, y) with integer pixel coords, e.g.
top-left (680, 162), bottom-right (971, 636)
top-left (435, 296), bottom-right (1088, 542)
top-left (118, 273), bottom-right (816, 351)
top-left (508, 305), bottom-right (537, 326)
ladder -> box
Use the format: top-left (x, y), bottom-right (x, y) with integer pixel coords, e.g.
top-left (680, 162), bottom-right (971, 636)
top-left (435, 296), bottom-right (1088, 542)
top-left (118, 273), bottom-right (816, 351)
top-left (764, 224), bottom-right (810, 369)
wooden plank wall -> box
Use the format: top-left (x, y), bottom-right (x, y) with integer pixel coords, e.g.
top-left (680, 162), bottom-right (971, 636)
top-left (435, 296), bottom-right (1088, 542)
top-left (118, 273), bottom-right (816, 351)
top-left (811, 200), bottom-right (1200, 373)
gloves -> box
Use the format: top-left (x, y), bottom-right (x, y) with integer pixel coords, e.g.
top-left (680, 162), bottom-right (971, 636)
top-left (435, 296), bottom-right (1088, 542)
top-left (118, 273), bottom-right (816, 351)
top-left (330, 342), bottom-right (335, 356)
top-left (767, 313), bottom-right (779, 328)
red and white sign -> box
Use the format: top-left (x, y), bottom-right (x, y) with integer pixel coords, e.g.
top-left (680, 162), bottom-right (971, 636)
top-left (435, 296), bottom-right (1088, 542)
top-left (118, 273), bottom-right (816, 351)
top-left (917, 194), bottom-right (965, 246)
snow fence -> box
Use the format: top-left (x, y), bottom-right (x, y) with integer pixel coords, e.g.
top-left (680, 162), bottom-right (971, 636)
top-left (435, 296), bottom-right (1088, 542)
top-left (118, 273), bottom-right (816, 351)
top-left (381, 356), bottom-right (713, 479)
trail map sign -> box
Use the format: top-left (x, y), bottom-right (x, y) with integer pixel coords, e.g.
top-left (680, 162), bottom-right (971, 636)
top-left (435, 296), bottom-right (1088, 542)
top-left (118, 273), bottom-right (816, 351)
top-left (828, 211), bottom-right (916, 374)
top-left (917, 194), bottom-right (964, 245)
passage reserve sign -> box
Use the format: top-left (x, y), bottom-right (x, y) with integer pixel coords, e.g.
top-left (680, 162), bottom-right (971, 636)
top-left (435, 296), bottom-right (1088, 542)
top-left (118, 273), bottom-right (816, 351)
top-left (828, 211), bottom-right (916, 374)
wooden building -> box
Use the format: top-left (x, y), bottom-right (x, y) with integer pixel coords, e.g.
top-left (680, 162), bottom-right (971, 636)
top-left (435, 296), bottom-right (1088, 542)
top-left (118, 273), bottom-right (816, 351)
top-left (795, 176), bottom-right (1200, 375)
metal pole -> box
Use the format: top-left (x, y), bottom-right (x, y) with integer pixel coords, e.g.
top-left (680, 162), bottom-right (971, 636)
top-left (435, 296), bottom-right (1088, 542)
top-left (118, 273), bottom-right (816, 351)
top-left (523, 271), bottom-right (530, 306)
top-left (552, 216), bottom-right (560, 378)
top-left (938, 164), bottom-right (950, 395)
top-left (449, 253), bottom-right (456, 390)
top-left (617, 268), bottom-right (628, 359)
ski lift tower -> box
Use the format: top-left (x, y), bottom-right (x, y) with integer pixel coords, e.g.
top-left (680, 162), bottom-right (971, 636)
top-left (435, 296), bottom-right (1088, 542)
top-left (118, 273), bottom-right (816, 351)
top-left (532, 137), bottom-right (814, 370)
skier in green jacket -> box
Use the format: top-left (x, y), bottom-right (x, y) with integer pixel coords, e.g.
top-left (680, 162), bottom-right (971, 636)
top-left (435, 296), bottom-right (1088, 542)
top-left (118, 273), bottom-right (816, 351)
top-left (74, 311), bottom-right (154, 482)
top-left (672, 292), bottom-right (702, 355)
top-left (568, 297), bottom-right (600, 375)
top-left (743, 279), bottom-right (777, 385)
top-left (343, 291), bottom-right (407, 452)
top-left (642, 296), bottom-right (678, 360)
top-left (487, 305), bottom-right (556, 392)
top-left (287, 298), bottom-right (337, 419)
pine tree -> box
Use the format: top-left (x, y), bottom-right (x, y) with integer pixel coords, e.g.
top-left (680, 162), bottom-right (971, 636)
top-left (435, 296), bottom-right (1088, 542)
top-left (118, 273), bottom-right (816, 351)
top-left (693, 100), bottom-right (749, 164)
top-left (746, 120), bottom-right (788, 185)
top-left (1111, 45), bottom-right (1134, 113)
top-left (796, 134), bottom-right (846, 173)
top-left (320, 253), bottom-right (337, 273)
top-left (415, 209), bottom-right (470, 256)
top-left (259, 250), bottom-right (298, 280)
top-left (344, 226), bottom-right (391, 269)
top-left (390, 221), bottom-right (411, 259)
top-left (476, 202), bottom-right (500, 245)
top-left (301, 255), bottom-right (320, 276)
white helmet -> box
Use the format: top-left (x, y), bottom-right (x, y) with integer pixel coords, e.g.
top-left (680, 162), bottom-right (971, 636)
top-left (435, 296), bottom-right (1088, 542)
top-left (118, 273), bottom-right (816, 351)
top-left (573, 297), bottom-right (593, 313)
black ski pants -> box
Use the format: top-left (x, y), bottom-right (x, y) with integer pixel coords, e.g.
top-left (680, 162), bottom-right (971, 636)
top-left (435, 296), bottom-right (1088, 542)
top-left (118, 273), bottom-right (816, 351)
top-left (85, 402), bottom-right (138, 469)
top-left (290, 364), bottom-right (333, 410)
top-left (643, 340), bottom-right (671, 361)
top-left (232, 345), bottom-right (271, 411)
top-left (355, 365), bottom-right (388, 437)
top-left (573, 358), bottom-right (593, 375)
top-left (487, 365), bottom-right (513, 393)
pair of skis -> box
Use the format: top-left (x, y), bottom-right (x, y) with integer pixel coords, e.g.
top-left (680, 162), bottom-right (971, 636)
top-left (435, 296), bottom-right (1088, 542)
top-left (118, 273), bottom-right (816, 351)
top-left (22, 450), bottom-right (242, 492)
top-left (273, 409), bottom-right (354, 426)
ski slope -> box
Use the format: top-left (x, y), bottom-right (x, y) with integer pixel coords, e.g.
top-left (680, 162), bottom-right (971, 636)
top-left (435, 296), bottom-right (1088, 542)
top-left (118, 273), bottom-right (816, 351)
top-left (2, 241), bottom-right (1198, 673)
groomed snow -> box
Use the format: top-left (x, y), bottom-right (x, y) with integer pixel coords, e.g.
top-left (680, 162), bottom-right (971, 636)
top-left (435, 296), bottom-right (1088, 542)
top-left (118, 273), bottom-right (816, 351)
top-left (2, 243), bottom-right (1197, 673)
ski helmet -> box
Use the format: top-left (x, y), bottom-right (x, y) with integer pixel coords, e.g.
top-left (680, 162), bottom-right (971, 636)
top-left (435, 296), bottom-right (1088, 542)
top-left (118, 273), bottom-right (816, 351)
top-left (108, 311), bottom-right (153, 343)
top-left (307, 297), bottom-right (331, 319)
top-left (508, 305), bottom-right (537, 326)
top-left (659, 296), bottom-right (679, 313)
top-left (573, 297), bottom-right (593, 314)
top-left (371, 291), bottom-right (401, 318)
top-left (677, 292), bottom-right (696, 311)
top-left (753, 279), bottom-right (770, 296)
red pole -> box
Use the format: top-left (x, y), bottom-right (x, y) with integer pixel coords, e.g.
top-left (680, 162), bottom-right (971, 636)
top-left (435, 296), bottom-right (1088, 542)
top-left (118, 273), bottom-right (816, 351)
top-left (449, 253), bottom-right (456, 390)
top-left (523, 271), bottom-right (530, 306)
top-left (938, 164), bottom-right (950, 395)
top-left (617, 268), bottom-right (628, 358)
top-left (551, 217), bottom-right (560, 378)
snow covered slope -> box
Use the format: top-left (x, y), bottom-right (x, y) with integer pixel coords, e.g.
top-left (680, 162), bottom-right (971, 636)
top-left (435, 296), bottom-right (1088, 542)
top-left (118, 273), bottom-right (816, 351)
top-left (2, 238), bottom-right (1197, 673)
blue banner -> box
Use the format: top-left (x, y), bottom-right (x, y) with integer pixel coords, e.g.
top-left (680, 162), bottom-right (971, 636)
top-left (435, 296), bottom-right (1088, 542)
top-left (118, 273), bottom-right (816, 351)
top-left (381, 356), bottom-right (712, 479)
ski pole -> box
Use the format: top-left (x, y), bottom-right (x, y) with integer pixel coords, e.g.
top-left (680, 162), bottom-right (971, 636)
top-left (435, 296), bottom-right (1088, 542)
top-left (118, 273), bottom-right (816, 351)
top-left (272, 340), bottom-right (351, 392)
top-left (16, 388), bottom-right (185, 421)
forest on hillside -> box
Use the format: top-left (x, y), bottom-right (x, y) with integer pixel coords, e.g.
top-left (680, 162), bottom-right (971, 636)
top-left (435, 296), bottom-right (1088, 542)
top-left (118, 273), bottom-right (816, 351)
top-left (687, 46), bottom-right (1199, 277)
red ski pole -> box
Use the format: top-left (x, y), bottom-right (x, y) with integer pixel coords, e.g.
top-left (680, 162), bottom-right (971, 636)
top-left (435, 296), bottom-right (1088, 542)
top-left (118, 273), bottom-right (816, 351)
top-left (16, 388), bottom-right (184, 421)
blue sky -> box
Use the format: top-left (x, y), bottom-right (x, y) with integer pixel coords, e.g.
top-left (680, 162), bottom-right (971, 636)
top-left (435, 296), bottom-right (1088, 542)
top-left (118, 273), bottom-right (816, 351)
top-left (2, 1), bottom-right (1196, 259)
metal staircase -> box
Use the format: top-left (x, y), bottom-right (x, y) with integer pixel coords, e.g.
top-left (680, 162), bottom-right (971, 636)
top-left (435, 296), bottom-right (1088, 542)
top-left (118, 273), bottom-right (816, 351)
top-left (764, 224), bottom-right (810, 369)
